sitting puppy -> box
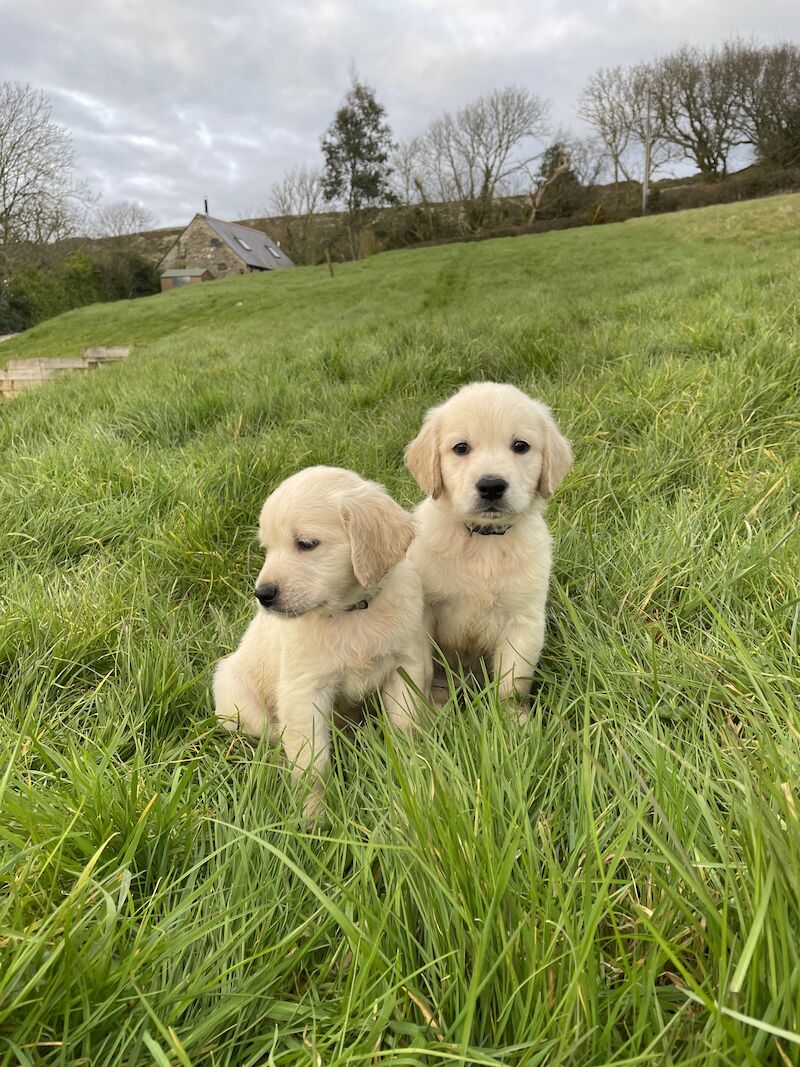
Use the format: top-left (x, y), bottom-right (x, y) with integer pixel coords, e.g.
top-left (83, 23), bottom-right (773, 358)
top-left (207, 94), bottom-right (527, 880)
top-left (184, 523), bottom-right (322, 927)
top-left (405, 382), bottom-right (572, 702)
top-left (214, 466), bottom-right (431, 814)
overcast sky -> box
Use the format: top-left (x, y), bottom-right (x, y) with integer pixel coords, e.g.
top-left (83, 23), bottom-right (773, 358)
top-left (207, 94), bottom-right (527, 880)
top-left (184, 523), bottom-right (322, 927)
top-left (2, 0), bottom-right (799, 228)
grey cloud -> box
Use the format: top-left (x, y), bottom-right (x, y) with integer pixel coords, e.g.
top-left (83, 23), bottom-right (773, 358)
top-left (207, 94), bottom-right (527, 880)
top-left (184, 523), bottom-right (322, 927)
top-left (2, 0), bottom-right (799, 226)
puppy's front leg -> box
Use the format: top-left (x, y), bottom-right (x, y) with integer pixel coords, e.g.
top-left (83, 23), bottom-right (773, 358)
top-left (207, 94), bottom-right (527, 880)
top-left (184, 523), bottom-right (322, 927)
top-left (276, 677), bottom-right (335, 818)
top-left (213, 656), bottom-right (275, 739)
top-left (381, 643), bottom-right (432, 733)
top-left (493, 617), bottom-right (546, 703)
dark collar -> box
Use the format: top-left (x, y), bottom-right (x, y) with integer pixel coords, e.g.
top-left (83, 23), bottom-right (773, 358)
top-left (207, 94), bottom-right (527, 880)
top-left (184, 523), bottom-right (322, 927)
top-left (344, 598), bottom-right (370, 612)
top-left (464, 522), bottom-right (512, 536)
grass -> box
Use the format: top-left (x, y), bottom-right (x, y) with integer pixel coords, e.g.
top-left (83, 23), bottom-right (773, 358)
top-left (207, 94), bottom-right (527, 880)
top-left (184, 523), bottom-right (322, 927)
top-left (0, 193), bottom-right (798, 1065)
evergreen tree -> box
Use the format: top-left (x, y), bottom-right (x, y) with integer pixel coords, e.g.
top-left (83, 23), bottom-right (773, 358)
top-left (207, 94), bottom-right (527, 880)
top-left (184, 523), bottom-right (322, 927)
top-left (540, 142), bottom-right (578, 184)
top-left (321, 81), bottom-right (397, 258)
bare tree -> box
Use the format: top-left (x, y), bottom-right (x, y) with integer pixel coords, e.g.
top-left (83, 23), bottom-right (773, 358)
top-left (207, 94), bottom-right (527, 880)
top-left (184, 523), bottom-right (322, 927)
top-left (578, 63), bottom-right (677, 191)
top-left (736, 41), bottom-right (800, 168)
top-left (652, 43), bottom-right (748, 178)
top-left (577, 66), bottom-right (636, 186)
top-left (550, 130), bottom-right (608, 187)
top-left (269, 166), bottom-right (323, 219)
top-left (268, 166), bottom-right (323, 264)
top-left (625, 63), bottom-right (680, 179)
top-left (420, 116), bottom-right (461, 205)
top-left (509, 132), bottom-right (606, 223)
top-left (390, 137), bottom-right (427, 205)
top-left (423, 87), bottom-right (550, 230)
top-left (94, 199), bottom-right (155, 239)
top-left (0, 82), bottom-right (90, 281)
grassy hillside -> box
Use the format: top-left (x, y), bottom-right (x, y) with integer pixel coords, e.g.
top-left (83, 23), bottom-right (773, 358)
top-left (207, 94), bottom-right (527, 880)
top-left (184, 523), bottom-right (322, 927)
top-left (1, 195), bottom-right (799, 1065)
top-left (4, 191), bottom-right (800, 363)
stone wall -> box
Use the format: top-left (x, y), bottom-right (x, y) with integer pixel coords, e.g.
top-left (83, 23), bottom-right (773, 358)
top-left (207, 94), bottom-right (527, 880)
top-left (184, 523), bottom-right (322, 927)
top-left (158, 216), bottom-right (249, 279)
top-left (0, 347), bottom-right (130, 400)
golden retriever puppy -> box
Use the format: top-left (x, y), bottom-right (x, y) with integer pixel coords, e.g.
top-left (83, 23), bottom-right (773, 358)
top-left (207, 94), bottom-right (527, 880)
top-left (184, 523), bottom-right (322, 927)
top-left (214, 466), bottom-right (431, 815)
top-left (405, 382), bottom-right (572, 702)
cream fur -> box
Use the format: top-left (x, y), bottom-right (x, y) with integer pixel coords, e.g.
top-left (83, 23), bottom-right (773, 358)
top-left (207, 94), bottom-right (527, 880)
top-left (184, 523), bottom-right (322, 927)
top-left (405, 382), bottom-right (572, 700)
top-left (213, 466), bottom-right (431, 816)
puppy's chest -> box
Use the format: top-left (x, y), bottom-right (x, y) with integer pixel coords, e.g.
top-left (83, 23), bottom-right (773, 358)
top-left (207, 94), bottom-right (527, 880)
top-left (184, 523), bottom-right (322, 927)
top-left (435, 585), bottom-right (524, 649)
top-left (426, 545), bottom-right (546, 653)
top-left (310, 617), bottom-right (401, 701)
top-left (338, 649), bottom-right (396, 702)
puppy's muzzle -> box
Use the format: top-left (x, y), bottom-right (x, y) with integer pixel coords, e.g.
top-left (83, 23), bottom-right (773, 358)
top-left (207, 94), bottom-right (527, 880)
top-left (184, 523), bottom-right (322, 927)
top-left (476, 475), bottom-right (508, 503)
top-left (255, 583), bottom-right (279, 608)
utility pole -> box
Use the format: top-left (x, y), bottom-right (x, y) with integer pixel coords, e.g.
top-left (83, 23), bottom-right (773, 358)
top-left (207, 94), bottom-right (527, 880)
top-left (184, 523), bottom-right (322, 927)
top-left (641, 86), bottom-right (652, 216)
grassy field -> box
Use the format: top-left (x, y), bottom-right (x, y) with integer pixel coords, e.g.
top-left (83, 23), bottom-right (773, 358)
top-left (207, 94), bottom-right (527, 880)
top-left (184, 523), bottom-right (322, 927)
top-left (1, 195), bottom-right (799, 1065)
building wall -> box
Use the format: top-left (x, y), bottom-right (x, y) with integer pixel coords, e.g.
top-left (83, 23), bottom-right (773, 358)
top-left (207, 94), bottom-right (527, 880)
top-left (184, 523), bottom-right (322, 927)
top-left (158, 216), bottom-right (250, 279)
top-left (160, 273), bottom-right (211, 292)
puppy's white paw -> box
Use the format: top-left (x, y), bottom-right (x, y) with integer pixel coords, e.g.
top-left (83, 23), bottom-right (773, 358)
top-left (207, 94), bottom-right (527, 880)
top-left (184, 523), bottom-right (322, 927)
top-left (500, 689), bottom-right (530, 726)
top-left (301, 780), bottom-right (325, 823)
top-left (430, 680), bottom-right (452, 707)
top-left (389, 711), bottom-right (417, 736)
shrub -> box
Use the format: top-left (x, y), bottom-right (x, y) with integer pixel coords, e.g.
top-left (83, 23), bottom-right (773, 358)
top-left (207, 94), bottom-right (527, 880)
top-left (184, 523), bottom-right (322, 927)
top-left (0, 249), bottom-right (159, 332)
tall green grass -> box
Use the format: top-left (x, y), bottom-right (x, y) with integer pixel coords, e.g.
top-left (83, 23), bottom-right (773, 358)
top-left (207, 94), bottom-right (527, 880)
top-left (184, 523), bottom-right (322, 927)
top-left (1, 195), bottom-right (799, 1065)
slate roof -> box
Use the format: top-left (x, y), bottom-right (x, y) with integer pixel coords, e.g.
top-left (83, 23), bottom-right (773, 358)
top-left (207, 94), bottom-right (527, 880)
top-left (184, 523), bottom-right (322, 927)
top-left (202, 215), bottom-right (294, 270)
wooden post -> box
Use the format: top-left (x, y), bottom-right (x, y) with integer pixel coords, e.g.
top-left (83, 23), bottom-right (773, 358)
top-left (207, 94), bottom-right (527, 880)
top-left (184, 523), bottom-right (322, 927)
top-left (325, 248), bottom-right (335, 278)
top-left (642, 87), bottom-right (652, 216)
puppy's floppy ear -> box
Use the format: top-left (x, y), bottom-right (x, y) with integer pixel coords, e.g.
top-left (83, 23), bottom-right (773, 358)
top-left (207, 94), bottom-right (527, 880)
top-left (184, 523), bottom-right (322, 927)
top-left (404, 410), bottom-right (443, 499)
top-left (341, 487), bottom-right (416, 589)
top-left (537, 411), bottom-right (573, 499)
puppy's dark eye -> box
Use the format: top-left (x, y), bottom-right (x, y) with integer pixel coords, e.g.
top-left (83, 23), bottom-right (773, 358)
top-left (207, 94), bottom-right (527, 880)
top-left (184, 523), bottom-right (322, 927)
top-left (297, 539), bottom-right (319, 552)
top-left (512, 440), bottom-right (530, 454)
top-left (452, 442), bottom-right (471, 455)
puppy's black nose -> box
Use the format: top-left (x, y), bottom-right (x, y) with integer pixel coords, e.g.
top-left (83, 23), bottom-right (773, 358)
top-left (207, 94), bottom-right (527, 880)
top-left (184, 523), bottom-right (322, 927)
top-left (255, 583), bottom-right (278, 607)
top-left (476, 476), bottom-right (508, 502)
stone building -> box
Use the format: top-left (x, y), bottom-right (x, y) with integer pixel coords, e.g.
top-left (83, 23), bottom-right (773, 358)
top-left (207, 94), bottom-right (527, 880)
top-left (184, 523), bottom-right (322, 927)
top-left (157, 214), bottom-right (294, 286)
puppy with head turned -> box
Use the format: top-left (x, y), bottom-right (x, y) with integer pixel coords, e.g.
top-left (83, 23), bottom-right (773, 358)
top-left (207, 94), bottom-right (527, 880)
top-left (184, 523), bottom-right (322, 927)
top-left (214, 466), bottom-right (431, 816)
top-left (405, 382), bottom-right (572, 702)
